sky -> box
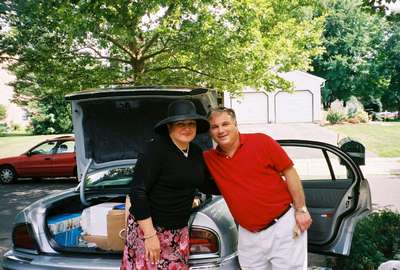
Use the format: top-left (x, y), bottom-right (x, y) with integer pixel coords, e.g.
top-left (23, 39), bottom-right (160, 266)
top-left (387, 2), bottom-right (400, 12)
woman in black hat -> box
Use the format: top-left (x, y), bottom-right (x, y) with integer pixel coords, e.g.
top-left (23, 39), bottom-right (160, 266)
top-left (121, 100), bottom-right (218, 270)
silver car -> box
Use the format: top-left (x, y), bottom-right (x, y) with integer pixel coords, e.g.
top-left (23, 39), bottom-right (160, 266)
top-left (2, 87), bottom-right (372, 270)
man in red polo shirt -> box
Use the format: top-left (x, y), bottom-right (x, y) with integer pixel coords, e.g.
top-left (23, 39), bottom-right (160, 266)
top-left (203, 107), bottom-right (312, 270)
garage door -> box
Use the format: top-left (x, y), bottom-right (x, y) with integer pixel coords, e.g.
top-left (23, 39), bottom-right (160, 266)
top-left (275, 90), bottom-right (313, 123)
top-left (230, 92), bottom-right (268, 124)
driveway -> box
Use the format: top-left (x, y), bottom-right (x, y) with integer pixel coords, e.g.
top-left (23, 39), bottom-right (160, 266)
top-left (238, 123), bottom-right (377, 156)
top-left (239, 123), bottom-right (337, 142)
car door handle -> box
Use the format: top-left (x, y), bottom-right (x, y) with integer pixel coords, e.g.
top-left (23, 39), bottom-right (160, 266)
top-left (44, 157), bottom-right (51, 160)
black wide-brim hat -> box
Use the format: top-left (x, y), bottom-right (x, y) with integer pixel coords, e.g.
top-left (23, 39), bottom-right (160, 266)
top-left (154, 100), bottom-right (210, 134)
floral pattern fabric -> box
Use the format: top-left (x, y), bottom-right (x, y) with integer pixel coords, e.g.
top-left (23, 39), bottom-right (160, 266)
top-left (120, 213), bottom-right (189, 270)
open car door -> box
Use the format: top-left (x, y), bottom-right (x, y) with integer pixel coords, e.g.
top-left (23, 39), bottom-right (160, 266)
top-left (278, 140), bottom-right (372, 256)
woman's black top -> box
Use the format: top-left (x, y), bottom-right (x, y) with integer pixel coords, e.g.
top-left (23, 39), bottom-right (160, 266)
top-left (130, 135), bottom-right (218, 229)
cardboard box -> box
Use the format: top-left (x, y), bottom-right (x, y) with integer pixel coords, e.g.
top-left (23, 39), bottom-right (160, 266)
top-left (106, 209), bottom-right (125, 251)
top-left (82, 198), bottom-right (130, 251)
top-left (82, 234), bottom-right (109, 250)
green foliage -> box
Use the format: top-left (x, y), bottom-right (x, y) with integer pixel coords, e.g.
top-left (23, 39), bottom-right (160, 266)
top-left (311, 0), bottom-right (388, 107)
top-left (0, 123), bottom-right (8, 135)
top-left (1, 0), bottom-right (324, 95)
top-left (381, 22), bottom-right (400, 114)
top-left (0, 104), bottom-right (6, 121)
top-left (0, 0), bottom-right (326, 134)
top-left (333, 209), bottom-right (400, 270)
top-left (326, 109), bottom-right (346, 124)
top-left (28, 94), bottom-right (72, 135)
top-left (362, 96), bottom-right (382, 113)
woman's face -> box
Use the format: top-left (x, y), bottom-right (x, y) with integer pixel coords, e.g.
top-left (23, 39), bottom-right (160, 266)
top-left (168, 120), bottom-right (197, 146)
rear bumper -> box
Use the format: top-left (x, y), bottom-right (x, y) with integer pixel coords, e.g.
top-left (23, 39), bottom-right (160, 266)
top-left (2, 250), bottom-right (239, 270)
top-left (190, 253), bottom-right (240, 269)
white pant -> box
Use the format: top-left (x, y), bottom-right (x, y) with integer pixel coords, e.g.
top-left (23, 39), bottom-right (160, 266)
top-left (238, 208), bottom-right (307, 270)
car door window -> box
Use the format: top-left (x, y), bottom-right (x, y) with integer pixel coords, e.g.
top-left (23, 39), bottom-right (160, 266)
top-left (30, 142), bottom-right (57, 155)
top-left (283, 146), bottom-right (350, 181)
top-left (56, 141), bottom-right (75, 154)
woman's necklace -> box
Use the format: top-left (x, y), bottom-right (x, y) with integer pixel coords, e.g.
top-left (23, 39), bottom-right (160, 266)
top-left (171, 139), bottom-right (190, 158)
top-left (180, 144), bottom-right (189, 158)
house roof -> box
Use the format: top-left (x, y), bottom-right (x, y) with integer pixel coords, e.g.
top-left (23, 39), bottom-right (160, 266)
top-left (278, 70), bottom-right (325, 86)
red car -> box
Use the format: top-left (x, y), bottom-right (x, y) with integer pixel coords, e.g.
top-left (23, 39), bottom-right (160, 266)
top-left (0, 136), bottom-right (76, 184)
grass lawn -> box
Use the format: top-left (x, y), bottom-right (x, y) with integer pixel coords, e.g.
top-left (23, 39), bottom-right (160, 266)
top-left (0, 134), bottom-right (72, 158)
top-left (327, 122), bottom-right (400, 157)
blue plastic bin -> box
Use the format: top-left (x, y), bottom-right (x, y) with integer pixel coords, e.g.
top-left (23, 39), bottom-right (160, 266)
top-left (48, 213), bottom-right (82, 247)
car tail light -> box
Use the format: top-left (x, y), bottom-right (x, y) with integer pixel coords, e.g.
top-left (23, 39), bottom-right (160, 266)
top-left (12, 223), bottom-right (39, 253)
top-left (190, 228), bottom-right (219, 254)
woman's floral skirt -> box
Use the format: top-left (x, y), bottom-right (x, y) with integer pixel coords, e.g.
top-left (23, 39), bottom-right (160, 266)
top-left (120, 213), bottom-right (189, 270)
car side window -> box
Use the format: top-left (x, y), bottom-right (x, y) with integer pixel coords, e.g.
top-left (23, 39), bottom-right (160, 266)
top-left (30, 142), bottom-right (57, 155)
top-left (56, 141), bottom-right (75, 154)
top-left (282, 146), bottom-right (350, 181)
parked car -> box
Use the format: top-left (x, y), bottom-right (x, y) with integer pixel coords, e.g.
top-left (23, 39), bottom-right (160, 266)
top-left (0, 136), bottom-right (76, 184)
top-left (1, 87), bottom-right (372, 269)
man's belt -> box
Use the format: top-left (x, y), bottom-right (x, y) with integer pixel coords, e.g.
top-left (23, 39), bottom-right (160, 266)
top-left (258, 205), bottom-right (292, 232)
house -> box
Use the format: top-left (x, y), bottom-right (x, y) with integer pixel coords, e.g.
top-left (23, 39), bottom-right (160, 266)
top-left (0, 63), bottom-right (29, 128)
top-left (224, 71), bottom-right (325, 125)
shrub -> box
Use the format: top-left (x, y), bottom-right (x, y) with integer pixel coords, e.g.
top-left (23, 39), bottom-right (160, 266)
top-left (332, 209), bottom-right (400, 270)
top-left (326, 109), bottom-right (346, 124)
top-left (355, 111), bottom-right (369, 123)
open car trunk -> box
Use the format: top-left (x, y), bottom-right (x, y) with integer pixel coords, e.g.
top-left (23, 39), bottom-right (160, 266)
top-left (44, 190), bottom-right (214, 254)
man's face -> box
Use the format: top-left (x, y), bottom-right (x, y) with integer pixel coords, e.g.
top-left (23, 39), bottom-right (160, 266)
top-left (209, 112), bottom-right (239, 149)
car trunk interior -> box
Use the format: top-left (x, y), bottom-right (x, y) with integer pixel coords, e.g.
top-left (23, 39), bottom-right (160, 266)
top-left (44, 191), bottom-right (211, 254)
top-left (45, 192), bottom-right (127, 254)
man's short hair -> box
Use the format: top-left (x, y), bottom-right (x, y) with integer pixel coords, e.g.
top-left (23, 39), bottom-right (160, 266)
top-left (208, 106), bottom-right (237, 122)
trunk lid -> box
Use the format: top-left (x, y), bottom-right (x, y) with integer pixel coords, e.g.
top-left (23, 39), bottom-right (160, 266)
top-left (66, 86), bottom-right (217, 184)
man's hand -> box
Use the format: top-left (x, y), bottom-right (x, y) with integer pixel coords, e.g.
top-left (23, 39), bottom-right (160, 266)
top-left (295, 211), bottom-right (312, 232)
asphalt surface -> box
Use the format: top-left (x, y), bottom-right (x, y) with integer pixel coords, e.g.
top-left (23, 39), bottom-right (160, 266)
top-left (0, 178), bottom-right (76, 259)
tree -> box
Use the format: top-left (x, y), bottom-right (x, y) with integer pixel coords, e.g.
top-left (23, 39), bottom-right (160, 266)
top-left (381, 22), bottom-right (400, 116)
top-left (311, 0), bottom-right (388, 108)
top-left (0, 0), bottom-right (324, 134)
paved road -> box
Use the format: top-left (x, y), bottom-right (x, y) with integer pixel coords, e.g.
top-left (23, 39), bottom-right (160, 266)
top-left (0, 178), bottom-right (76, 259)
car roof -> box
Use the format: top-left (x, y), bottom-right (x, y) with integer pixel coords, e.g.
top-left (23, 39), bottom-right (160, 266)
top-left (47, 135), bottom-right (74, 142)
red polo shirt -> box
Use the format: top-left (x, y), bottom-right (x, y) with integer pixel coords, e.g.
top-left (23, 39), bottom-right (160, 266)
top-left (203, 133), bottom-right (293, 232)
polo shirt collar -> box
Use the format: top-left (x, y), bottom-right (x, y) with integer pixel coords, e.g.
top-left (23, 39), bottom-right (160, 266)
top-left (215, 133), bottom-right (246, 157)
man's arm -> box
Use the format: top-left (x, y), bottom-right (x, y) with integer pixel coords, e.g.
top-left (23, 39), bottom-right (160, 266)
top-left (283, 166), bottom-right (312, 232)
